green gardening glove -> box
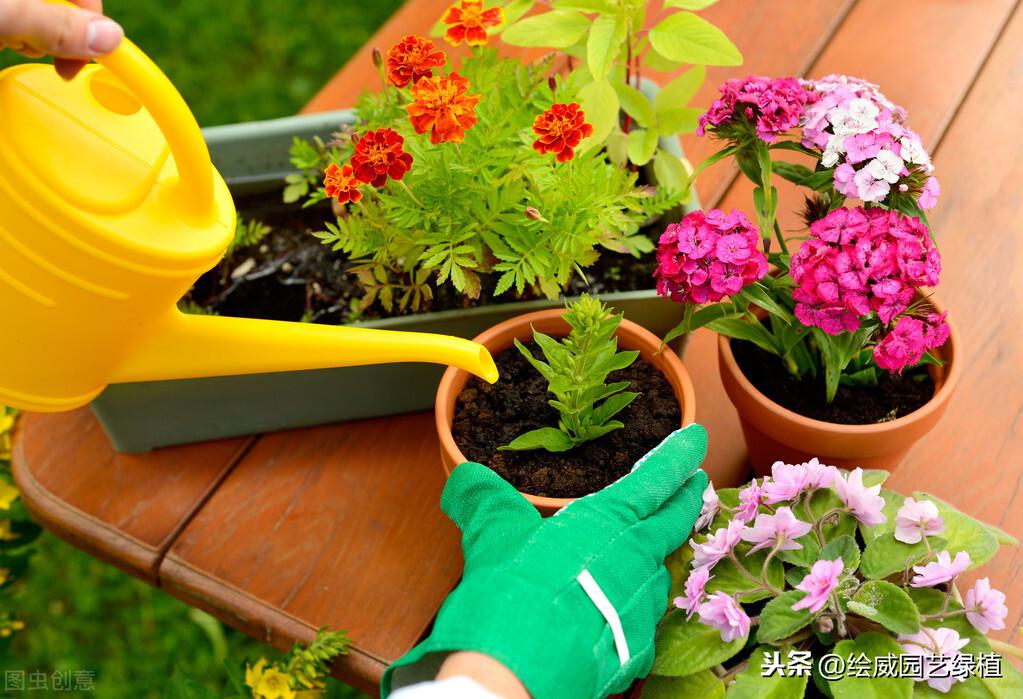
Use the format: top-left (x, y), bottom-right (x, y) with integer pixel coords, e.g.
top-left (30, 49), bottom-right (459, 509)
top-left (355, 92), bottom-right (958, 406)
top-left (382, 424), bottom-right (709, 699)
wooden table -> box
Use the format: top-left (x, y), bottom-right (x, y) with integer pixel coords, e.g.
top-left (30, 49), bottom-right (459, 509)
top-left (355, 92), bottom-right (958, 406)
top-left (13, 0), bottom-right (1023, 693)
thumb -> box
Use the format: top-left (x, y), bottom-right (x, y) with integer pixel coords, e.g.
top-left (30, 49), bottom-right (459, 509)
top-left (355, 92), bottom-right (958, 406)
top-left (3, 0), bottom-right (123, 59)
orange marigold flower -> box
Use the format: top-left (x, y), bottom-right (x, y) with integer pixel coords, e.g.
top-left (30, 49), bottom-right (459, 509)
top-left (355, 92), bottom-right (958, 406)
top-left (350, 128), bottom-right (414, 188)
top-left (386, 35), bottom-right (446, 88)
top-left (407, 72), bottom-right (480, 145)
top-left (323, 163), bottom-right (363, 204)
top-left (532, 103), bottom-right (594, 163)
top-left (442, 0), bottom-right (504, 47)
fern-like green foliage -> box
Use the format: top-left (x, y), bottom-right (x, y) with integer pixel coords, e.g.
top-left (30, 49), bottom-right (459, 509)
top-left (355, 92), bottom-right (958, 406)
top-left (227, 217), bottom-right (272, 255)
top-left (282, 627), bottom-right (351, 692)
top-left (503, 295), bottom-right (640, 452)
top-left (297, 48), bottom-right (683, 314)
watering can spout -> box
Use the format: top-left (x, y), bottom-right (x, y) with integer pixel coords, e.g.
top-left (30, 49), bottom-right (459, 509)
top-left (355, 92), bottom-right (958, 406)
top-left (109, 311), bottom-right (500, 386)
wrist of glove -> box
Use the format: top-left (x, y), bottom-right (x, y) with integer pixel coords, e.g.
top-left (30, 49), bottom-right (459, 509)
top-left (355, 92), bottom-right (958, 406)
top-left (384, 424), bottom-right (710, 699)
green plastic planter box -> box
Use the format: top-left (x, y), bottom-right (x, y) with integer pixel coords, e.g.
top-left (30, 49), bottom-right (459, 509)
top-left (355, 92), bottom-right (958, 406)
top-left (90, 108), bottom-right (698, 452)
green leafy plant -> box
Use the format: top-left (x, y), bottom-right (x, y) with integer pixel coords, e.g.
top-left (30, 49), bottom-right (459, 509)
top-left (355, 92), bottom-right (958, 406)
top-left (503, 295), bottom-right (639, 452)
top-left (1, 407), bottom-right (40, 644)
top-left (650, 462), bottom-right (1023, 697)
top-left (228, 217), bottom-right (273, 255)
top-left (500, 0), bottom-right (740, 182)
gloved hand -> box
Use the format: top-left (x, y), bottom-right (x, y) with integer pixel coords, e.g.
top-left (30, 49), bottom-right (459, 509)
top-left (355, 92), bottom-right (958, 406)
top-left (383, 424), bottom-right (709, 699)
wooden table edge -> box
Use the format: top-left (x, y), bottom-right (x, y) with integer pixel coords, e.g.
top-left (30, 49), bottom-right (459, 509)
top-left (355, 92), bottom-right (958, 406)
top-left (11, 420), bottom-right (160, 583)
top-left (160, 552), bottom-right (390, 696)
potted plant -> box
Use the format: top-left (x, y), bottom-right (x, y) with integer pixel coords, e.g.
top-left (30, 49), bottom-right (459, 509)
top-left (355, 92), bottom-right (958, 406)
top-left (91, 0), bottom-right (740, 452)
top-left (642, 460), bottom-right (1022, 697)
top-left (436, 295), bottom-right (697, 515)
top-left (654, 74), bottom-right (957, 474)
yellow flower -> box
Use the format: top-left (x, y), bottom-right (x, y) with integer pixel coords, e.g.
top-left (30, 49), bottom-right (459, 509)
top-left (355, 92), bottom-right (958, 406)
top-left (0, 521), bottom-right (18, 542)
top-left (0, 412), bottom-right (13, 461)
top-left (245, 659), bottom-right (268, 691)
top-left (0, 481), bottom-right (18, 510)
top-left (255, 667), bottom-right (295, 699)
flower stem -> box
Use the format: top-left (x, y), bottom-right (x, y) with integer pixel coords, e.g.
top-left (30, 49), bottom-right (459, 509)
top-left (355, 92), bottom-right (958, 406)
top-left (773, 221), bottom-right (790, 256)
top-left (396, 179), bottom-right (424, 208)
top-left (728, 549), bottom-right (783, 595)
top-left (990, 639), bottom-right (1023, 660)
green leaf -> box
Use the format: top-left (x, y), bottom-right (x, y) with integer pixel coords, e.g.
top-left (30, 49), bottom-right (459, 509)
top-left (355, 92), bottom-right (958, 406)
top-left (652, 609), bottom-right (746, 676)
top-left (707, 317), bottom-right (780, 356)
top-left (656, 65), bottom-right (706, 111)
top-left (913, 676), bottom-right (996, 698)
top-left (643, 671), bottom-right (725, 699)
top-left (501, 10), bottom-right (590, 48)
top-left (859, 488), bottom-right (905, 541)
top-left (501, 427), bottom-right (575, 452)
top-left (819, 535), bottom-right (860, 572)
top-left (587, 15), bottom-right (627, 81)
top-left (615, 82), bottom-right (657, 128)
top-left (628, 128), bottom-right (660, 166)
top-left (664, 0), bottom-right (720, 8)
top-left (980, 659), bottom-right (1023, 699)
top-left (726, 646), bottom-right (808, 698)
top-left (578, 79), bottom-right (620, 144)
top-left (737, 284), bottom-right (791, 324)
top-left (757, 590), bottom-right (814, 644)
top-left (705, 549), bottom-right (784, 602)
top-left (164, 668), bottom-right (217, 699)
top-left (830, 632), bottom-right (913, 699)
top-left (649, 12), bottom-right (742, 66)
top-left (501, 0), bottom-right (534, 26)
top-left (777, 531), bottom-right (820, 568)
top-left (772, 161), bottom-right (815, 186)
top-left (657, 106), bottom-right (702, 136)
top-left (938, 510), bottom-right (1000, 569)
top-left (849, 580), bottom-right (921, 635)
top-left (860, 533), bottom-right (947, 580)
top-left (653, 148), bottom-right (689, 193)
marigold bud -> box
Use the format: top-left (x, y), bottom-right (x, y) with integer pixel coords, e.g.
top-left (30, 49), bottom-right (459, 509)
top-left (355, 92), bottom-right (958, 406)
top-left (372, 48), bottom-right (384, 69)
top-left (525, 206), bottom-right (543, 221)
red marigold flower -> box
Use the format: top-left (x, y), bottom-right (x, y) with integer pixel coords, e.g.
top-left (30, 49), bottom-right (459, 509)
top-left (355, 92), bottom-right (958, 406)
top-left (407, 72), bottom-right (480, 145)
top-left (386, 35), bottom-right (446, 88)
top-left (323, 163), bottom-right (363, 204)
top-left (532, 103), bottom-right (594, 163)
top-left (442, 0), bottom-right (504, 47)
top-left (349, 128), bottom-right (414, 188)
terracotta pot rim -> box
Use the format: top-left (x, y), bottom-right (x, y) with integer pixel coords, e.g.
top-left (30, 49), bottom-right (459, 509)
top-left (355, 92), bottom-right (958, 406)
top-left (436, 308), bottom-right (697, 512)
top-left (718, 295), bottom-right (961, 436)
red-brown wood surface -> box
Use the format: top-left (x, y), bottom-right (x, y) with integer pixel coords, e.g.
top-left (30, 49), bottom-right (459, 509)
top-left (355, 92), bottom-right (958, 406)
top-left (11, 0), bottom-right (1023, 693)
top-left (11, 409), bottom-right (249, 582)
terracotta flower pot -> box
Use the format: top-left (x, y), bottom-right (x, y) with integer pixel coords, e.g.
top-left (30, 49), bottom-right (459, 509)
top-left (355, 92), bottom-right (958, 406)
top-left (718, 297), bottom-right (961, 476)
top-left (436, 308), bottom-right (697, 516)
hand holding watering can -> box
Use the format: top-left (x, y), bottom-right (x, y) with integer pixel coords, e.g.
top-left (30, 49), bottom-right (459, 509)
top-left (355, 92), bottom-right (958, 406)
top-left (0, 0), bottom-right (497, 413)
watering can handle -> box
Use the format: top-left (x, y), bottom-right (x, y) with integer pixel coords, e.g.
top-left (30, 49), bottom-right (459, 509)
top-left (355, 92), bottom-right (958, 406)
top-left (48, 1), bottom-right (216, 220)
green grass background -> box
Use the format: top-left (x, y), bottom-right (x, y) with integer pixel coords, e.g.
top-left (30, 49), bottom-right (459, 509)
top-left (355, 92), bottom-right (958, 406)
top-left (0, 1), bottom-right (403, 696)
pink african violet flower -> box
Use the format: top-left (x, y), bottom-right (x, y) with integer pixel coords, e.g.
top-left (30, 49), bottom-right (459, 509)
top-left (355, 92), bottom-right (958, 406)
top-left (655, 209), bottom-right (767, 305)
top-left (734, 480), bottom-right (763, 523)
top-left (792, 559), bottom-right (844, 614)
top-left (801, 74), bottom-right (936, 211)
top-left (894, 497), bottom-right (945, 544)
top-left (762, 459), bottom-right (837, 505)
top-left (898, 627), bottom-right (971, 693)
top-left (833, 467), bottom-right (887, 527)
top-left (691, 519), bottom-right (745, 570)
top-left (873, 312), bottom-right (950, 374)
top-left (695, 482), bottom-right (719, 531)
top-left (698, 75), bottom-right (817, 143)
top-left (673, 566), bottom-right (713, 620)
top-left (740, 507), bottom-right (812, 554)
top-left (790, 207), bottom-right (943, 351)
top-left (964, 577), bottom-right (1008, 633)
top-left (697, 591), bottom-right (750, 643)
top-left (803, 458), bottom-right (837, 490)
top-left (910, 550), bottom-right (972, 588)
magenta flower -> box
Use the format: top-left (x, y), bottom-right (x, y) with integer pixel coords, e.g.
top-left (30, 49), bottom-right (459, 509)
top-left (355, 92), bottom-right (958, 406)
top-left (673, 566), bottom-right (713, 620)
top-left (911, 550), bottom-right (972, 588)
top-left (833, 468), bottom-right (887, 527)
top-left (898, 627), bottom-right (971, 693)
top-left (919, 176), bottom-right (941, 209)
top-left (691, 519), bottom-right (745, 570)
top-left (697, 591), bottom-right (751, 643)
top-left (734, 480), bottom-right (763, 524)
top-left (894, 497), bottom-right (945, 544)
top-left (740, 507), bottom-right (812, 554)
top-left (964, 577), bottom-right (1008, 633)
top-left (792, 559), bottom-right (844, 613)
top-left (695, 482), bottom-right (719, 531)
top-left (699, 75), bottom-right (816, 143)
top-left (873, 313), bottom-right (950, 374)
top-left (655, 209), bottom-right (767, 305)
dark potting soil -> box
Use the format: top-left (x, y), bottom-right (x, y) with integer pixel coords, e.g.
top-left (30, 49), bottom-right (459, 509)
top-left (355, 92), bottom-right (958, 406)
top-left (181, 191), bottom-right (662, 325)
top-left (731, 340), bottom-right (935, 425)
top-left (452, 343), bottom-right (681, 499)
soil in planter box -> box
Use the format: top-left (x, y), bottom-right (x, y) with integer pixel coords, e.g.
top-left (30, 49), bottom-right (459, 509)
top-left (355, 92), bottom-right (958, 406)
top-left (453, 343), bottom-right (681, 499)
top-left (181, 191), bottom-right (661, 325)
top-left (732, 340), bottom-right (935, 425)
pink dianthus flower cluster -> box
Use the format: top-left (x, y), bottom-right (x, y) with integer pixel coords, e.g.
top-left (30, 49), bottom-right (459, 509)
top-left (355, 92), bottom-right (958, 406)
top-left (801, 74), bottom-right (939, 209)
top-left (790, 207), bottom-right (943, 352)
top-left (873, 312), bottom-right (949, 373)
top-left (698, 75), bottom-right (817, 143)
top-left (654, 209), bottom-right (768, 305)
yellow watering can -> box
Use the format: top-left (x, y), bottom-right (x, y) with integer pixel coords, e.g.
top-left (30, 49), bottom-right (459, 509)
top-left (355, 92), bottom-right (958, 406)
top-left (0, 36), bottom-right (498, 413)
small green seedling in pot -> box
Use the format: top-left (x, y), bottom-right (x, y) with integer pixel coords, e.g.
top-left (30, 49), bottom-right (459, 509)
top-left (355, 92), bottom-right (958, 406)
top-left (503, 295), bottom-right (640, 453)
